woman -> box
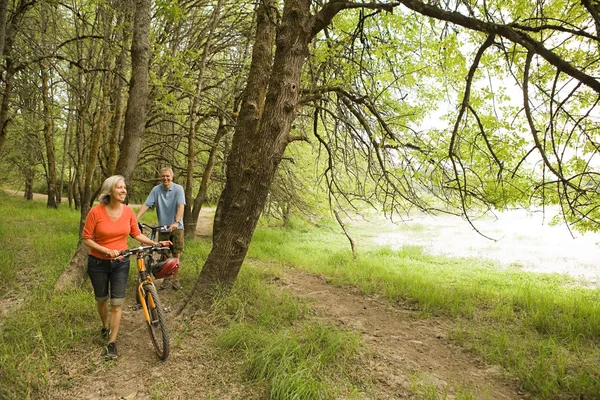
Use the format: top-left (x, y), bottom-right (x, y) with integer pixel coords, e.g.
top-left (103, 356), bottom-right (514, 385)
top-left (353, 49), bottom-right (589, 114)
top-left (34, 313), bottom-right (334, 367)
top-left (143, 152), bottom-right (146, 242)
top-left (83, 175), bottom-right (170, 360)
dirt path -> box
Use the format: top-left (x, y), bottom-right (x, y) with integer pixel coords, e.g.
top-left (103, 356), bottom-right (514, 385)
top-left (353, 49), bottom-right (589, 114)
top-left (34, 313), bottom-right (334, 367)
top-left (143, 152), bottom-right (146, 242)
top-left (277, 269), bottom-right (522, 399)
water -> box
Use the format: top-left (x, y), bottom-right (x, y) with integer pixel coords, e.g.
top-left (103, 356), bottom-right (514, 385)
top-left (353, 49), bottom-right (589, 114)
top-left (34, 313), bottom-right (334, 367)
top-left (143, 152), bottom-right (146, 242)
top-left (370, 208), bottom-right (600, 285)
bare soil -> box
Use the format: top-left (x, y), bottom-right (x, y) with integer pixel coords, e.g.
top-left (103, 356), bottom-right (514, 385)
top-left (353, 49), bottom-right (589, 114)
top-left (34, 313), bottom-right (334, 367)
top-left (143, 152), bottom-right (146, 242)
top-left (276, 270), bottom-right (522, 399)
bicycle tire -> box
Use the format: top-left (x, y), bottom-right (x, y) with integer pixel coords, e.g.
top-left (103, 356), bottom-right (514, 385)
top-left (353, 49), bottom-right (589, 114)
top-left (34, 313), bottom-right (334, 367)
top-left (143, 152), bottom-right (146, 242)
top-left (142, 283), bottom-right (170, 360)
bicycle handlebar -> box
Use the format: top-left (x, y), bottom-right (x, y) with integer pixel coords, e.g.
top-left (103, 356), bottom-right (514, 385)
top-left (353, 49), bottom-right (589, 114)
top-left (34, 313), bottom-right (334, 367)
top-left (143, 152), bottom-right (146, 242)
top-left (139, 223), bottom-right (168, 231)
top-left (118, 245), bottom-right (171, 258)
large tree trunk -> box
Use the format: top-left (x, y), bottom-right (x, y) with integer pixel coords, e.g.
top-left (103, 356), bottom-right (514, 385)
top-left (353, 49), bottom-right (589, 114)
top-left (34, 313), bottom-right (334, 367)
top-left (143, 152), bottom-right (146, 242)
top-left (188, 0), bottom-right (311, 301)
top-left (114, 0), bottom-right (151, 183)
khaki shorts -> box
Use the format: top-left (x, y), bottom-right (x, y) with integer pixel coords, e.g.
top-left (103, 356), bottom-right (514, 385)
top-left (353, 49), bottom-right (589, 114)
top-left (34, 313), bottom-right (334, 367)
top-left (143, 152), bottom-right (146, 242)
top-left (159, 229), bottom-right (184, 254)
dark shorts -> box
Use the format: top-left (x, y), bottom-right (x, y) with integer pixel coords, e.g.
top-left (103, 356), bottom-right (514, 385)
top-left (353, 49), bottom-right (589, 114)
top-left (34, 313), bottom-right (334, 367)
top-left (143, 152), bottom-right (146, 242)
top-left (159, 229), bottom-right (184, 254)
top-left (87, 255), bottom-right (130, 306)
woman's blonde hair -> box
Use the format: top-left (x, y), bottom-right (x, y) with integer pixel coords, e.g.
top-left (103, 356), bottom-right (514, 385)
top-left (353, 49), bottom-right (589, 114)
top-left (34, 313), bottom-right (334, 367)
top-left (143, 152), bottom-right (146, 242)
top-left (98, 175), bottom-right (125, 205)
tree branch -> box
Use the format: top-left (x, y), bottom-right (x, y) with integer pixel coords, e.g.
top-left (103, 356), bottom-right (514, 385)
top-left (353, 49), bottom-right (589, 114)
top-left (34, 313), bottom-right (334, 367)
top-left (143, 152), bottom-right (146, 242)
top-left (311, 1), bottom-right (398, 39)
top-left (397, 0), bottom-right (600, 94)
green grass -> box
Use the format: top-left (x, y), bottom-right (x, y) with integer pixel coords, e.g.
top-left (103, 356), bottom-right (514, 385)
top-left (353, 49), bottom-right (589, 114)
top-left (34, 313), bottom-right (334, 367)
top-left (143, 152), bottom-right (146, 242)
top-left (211, 266), bottom-right (363, 398)
top-left (217, 323), bottom-right (360, 399)
top-left (2, 193), bottom-right (600, 399)
top-left (0, 191), bottom-right (94, 399)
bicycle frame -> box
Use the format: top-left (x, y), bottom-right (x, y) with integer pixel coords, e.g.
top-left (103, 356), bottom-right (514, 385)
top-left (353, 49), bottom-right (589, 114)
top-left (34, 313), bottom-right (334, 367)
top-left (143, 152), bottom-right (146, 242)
top-left (119, 244), bottom-right (171, 360)
top-left (136, 255), bottom-right (155, 325)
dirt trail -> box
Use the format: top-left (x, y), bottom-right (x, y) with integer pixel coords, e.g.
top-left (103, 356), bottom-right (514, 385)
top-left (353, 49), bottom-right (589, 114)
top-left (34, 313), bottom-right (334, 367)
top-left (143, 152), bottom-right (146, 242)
top-left (278, 269), bottom-right (522, 399)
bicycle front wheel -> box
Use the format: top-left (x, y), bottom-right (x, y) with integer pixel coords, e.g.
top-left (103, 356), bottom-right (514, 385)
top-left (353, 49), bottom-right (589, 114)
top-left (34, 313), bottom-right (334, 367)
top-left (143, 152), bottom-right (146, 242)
top-left (142, 283), bottom-right (170, 360)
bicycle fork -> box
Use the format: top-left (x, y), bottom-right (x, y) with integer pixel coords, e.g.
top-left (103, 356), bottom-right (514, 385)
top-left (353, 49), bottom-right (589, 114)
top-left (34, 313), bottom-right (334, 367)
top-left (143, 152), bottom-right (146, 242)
top-left (137, 283), bottom-right (158, 324)
top-left (137, 258), bottom-right (157, 325)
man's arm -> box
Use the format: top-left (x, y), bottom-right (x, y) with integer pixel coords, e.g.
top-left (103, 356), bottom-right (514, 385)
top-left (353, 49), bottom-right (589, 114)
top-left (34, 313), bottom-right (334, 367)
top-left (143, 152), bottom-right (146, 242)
top-left (169, 203), bottom-right (185, 231)
top-left (175, 203), bottom-right (184, 223)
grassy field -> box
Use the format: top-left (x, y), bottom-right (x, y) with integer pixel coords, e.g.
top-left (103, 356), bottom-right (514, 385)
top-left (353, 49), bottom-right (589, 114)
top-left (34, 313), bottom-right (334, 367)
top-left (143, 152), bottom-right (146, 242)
top-left (1, 190), bottom-right (600, 399)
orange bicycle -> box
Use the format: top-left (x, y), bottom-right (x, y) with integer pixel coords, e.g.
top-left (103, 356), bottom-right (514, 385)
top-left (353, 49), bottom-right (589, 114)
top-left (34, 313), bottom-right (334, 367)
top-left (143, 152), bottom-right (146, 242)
top-left (119, 231), bottom-right (179, 360)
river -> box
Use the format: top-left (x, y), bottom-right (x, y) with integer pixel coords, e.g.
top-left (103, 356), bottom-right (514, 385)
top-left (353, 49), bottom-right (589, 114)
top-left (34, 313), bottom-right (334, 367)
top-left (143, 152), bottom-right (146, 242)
top-left (368, 207), bottom-right (600, 285)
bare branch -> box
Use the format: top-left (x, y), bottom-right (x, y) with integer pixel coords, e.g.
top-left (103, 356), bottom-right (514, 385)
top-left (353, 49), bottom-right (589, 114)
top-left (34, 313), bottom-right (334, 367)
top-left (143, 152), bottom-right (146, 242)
top-left (522, 51), bottom-right (580, 192)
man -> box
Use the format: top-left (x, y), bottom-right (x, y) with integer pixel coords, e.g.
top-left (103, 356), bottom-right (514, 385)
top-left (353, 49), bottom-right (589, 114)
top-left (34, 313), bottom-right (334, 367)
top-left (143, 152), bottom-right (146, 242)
top-left (137, 167), bottom-right (185, 290)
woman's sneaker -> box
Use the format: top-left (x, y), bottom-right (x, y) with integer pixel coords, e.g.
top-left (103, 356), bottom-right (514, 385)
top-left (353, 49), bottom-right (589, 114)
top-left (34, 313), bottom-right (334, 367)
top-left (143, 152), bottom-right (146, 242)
top-left (101, 327), bottom-right (110, 340)
top-left (105, 342), bottom-right (118, 360)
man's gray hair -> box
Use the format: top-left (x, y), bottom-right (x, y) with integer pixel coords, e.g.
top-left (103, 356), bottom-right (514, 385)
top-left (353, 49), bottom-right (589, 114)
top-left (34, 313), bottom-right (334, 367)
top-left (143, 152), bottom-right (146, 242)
top-left (98, 175), bottom-right (125, 205)
top-left (160, 167), bottom-right (174, 177)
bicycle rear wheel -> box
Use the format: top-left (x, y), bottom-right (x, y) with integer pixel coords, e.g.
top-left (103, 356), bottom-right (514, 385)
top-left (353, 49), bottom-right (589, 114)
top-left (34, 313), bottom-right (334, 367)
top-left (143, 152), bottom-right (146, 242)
top-left (142, 283), bottom-right (170, 360)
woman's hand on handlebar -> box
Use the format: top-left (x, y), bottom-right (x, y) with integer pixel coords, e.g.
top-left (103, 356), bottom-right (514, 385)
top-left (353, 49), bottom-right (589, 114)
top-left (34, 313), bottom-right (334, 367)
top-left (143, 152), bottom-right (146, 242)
top-left (157, 240), bottom-right (172, 247)
top-left (106, 249), bottom-right (121, 258)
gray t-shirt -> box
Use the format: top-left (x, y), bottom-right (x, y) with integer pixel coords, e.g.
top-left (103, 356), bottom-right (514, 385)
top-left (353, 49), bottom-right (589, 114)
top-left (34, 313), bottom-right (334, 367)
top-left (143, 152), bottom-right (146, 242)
top-left (144, 183), bottom-right (186, 232)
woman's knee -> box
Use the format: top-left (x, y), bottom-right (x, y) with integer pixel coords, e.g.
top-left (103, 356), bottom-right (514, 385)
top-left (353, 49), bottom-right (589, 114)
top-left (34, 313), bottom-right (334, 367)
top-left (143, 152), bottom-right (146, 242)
top-left (111, 297), bottom-right (125, 307)
top-left (96, 295), bottom-right (109, 304)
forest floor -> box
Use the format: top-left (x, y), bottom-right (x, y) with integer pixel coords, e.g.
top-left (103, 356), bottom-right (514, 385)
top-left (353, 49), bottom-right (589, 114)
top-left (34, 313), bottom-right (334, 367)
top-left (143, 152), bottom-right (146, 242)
top-left (47, 217), bottom-right (523, 400)
top-left (7, 190), bottom-right (524, 399)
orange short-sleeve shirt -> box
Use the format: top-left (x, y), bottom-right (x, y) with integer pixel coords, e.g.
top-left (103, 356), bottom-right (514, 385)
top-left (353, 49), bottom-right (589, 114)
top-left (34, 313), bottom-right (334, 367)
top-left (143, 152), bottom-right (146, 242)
top-left (83, 204), bottom-right (141, 259)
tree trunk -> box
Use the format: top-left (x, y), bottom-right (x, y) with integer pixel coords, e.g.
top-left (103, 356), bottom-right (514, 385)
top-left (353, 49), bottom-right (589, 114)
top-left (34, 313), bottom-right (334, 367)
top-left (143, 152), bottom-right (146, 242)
top-left (114, 0), bottom-right (151, 183)
top-left (183, 0), bottom-right (223, 233)
top-left (0, 0), bottom-right (36, 154)
top-left (0, 0), bottom-right (8, 58)
top-left (188, 0), bottom-right (311, 301)
top-left (185, 117), bottom-right (228, 238)
top-left (58, 91), bottom-right (75, 206)
top-left (107, 2), bottom-right (131, 175)
top-left (41, 62), bottom-right (58, 209)
top-left (24, 180), bottom-right (33, 200)
top-left (107, 49), bottom-right (127, 175)
top-left (0, 61), bottom-right (13, 153)
top-left (55, 244), bottom-right (89, 292)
